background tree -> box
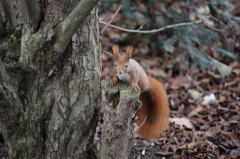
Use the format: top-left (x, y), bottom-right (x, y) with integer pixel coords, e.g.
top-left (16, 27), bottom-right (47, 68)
top-left (0, 0), bottom-right (101, 158)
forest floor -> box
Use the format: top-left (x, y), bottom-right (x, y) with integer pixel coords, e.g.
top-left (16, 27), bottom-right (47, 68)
top-left (102, 43), bottom-right (240, 159)
top-left (101, 39), bottom-right (240, 159)
top-left (128, 69), bottom-right (240, 159)
top-left (100, 2), bottom-right (240, 159)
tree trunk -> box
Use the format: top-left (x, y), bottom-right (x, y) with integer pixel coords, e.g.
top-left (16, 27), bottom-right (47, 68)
top-left (100, 80), bottom-right (141, 159)
top-left (0, 0), bottom-right (101, 158)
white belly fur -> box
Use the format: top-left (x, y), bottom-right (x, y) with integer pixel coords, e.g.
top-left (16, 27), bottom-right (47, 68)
top-left (117, 72), bottom-right (131, 83)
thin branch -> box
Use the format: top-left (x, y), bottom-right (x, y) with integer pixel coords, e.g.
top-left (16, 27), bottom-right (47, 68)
top-left (100, 15), bottom-right (213, 34)
top-left (210, 15), bottom-right (223, 24)
top-left (102, 50), bottom-right (113, 56)
top-left (138, 116), bottom-right (147, 130)
top-left (203, 22), bottom-right (226, 32)
top-left (23, 0), bottom-right (42, 33)
top-left (127, 123), bottom-right (135, 136)
top-left (54, 0), bottom-right (98, 54)
top-left (101, 5), bottom-right (122, 34)
top-left (191, 126), bottom-right (196, 143)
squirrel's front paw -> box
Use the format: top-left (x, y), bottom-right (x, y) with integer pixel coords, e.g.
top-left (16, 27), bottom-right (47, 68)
top-left (131, 84), bottom-right (140, 91)
top-left (110, 80), bottom-right (116, 86)
top-left (110, 76), bottom-right (118, 86)
top-left (110, 77), bottom-right (118, 86)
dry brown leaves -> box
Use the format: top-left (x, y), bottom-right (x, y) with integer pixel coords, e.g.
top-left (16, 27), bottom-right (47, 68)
top-left (129, 67), bottom-right (240, 159)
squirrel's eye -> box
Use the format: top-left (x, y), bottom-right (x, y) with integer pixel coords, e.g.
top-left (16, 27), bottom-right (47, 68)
top-left (125, 64), bottom-right (128, 68)
top-left (114, 64), bottom-right (117, 67)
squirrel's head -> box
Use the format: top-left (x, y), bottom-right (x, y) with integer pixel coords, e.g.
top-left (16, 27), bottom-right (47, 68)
top-left (112, 45), bottom-right (134, 74)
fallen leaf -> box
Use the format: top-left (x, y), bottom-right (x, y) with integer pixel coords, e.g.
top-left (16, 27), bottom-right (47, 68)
top-left (187, 104), bottom-right (205, 117)
top-left (229, 149), bottom-right (240, 159)
top-left (172, 155), bottom-right (185, 159)
top-left (142, 147), bottom-right (145, 155)
top-left (195, 141), bottom-right (207, 147)
top-left (156, 151), bottom-right (174, 157)
top-left (147, 68), bottom-right (167, 78)
top-left (188, 89), bottom-right (203, 100)
top-left (210, 57), bottom-right (232, 77)
top-left (201, 94), bottom-right (218, 105)
top-left (169, 117), bottom-right (193, 129)
top-left (220, 156), bottom-right (231, 159)
top-left (224, 77), bottom-right (239, 88)
top-left (170, 76), bottom-right (191, 89)
top-left (201, 78), bottom-right (211, 83)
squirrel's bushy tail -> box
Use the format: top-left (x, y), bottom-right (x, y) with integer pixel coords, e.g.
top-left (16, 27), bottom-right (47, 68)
top-left (136, 77), bottom-right (169, 141)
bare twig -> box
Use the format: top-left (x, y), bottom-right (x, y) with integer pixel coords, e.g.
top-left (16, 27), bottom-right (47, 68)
top-left (191, 126), bottom-right (196, 143)
top-left (101, 5), bottom-right (122, 34)
top-left (102, 50), bottom-right (113, 56)
top-left (203, 22), bottom-right (226, 32)
top-left (174, 137), bottom-right (179, 145)
top-left (127, 123), bottom-right (135, 136)
top-left (209, 15), bottom-right (224, 24)
top-left (99, 15), bottom-right (224, 34)
top-left (138, 116), bottom-right (147, 130)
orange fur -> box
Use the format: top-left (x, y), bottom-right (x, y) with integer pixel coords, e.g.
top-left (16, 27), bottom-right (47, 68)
top-left (111, 45), bottom-right (169, 141)
top-left (137, 78), bottom-right (169, 141)
top-left (112, 45), bottom-right (120, 60)
top-left (125, 46), bottom-right (133, 61)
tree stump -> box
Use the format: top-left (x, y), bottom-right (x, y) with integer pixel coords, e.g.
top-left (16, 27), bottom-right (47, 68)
top-left (100, 80), bottom-right (141, 159)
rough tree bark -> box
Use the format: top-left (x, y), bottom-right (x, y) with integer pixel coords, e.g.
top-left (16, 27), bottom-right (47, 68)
top-left (100, 80), bottom-right (141, 159)
top-left (0, 0), bottom-right (101, 158)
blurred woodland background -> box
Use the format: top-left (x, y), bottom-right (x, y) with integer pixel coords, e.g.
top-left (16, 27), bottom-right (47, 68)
top-left (0, 0), bottom-right (239, 158)
top-left (99, 0), bottom-right (240, 158)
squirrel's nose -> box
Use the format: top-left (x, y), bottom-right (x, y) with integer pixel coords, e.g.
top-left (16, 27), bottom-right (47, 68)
top-left (119, 70), bottom-right (123, 74)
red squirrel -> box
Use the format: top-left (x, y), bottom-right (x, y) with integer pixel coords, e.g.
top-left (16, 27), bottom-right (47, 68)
top-left (110, 45), bottom-right (169, 141)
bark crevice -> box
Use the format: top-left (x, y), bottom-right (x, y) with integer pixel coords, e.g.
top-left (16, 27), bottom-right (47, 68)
top-left (0, 1), bottom-right (101, 158)
top-left (23, 0), bottom-right (43, 33)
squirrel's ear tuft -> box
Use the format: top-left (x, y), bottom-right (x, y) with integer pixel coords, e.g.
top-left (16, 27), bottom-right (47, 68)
top-left (125, 46), bottom-right (134, 61)
top-left (112, 45), bottom-right (120, 60)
